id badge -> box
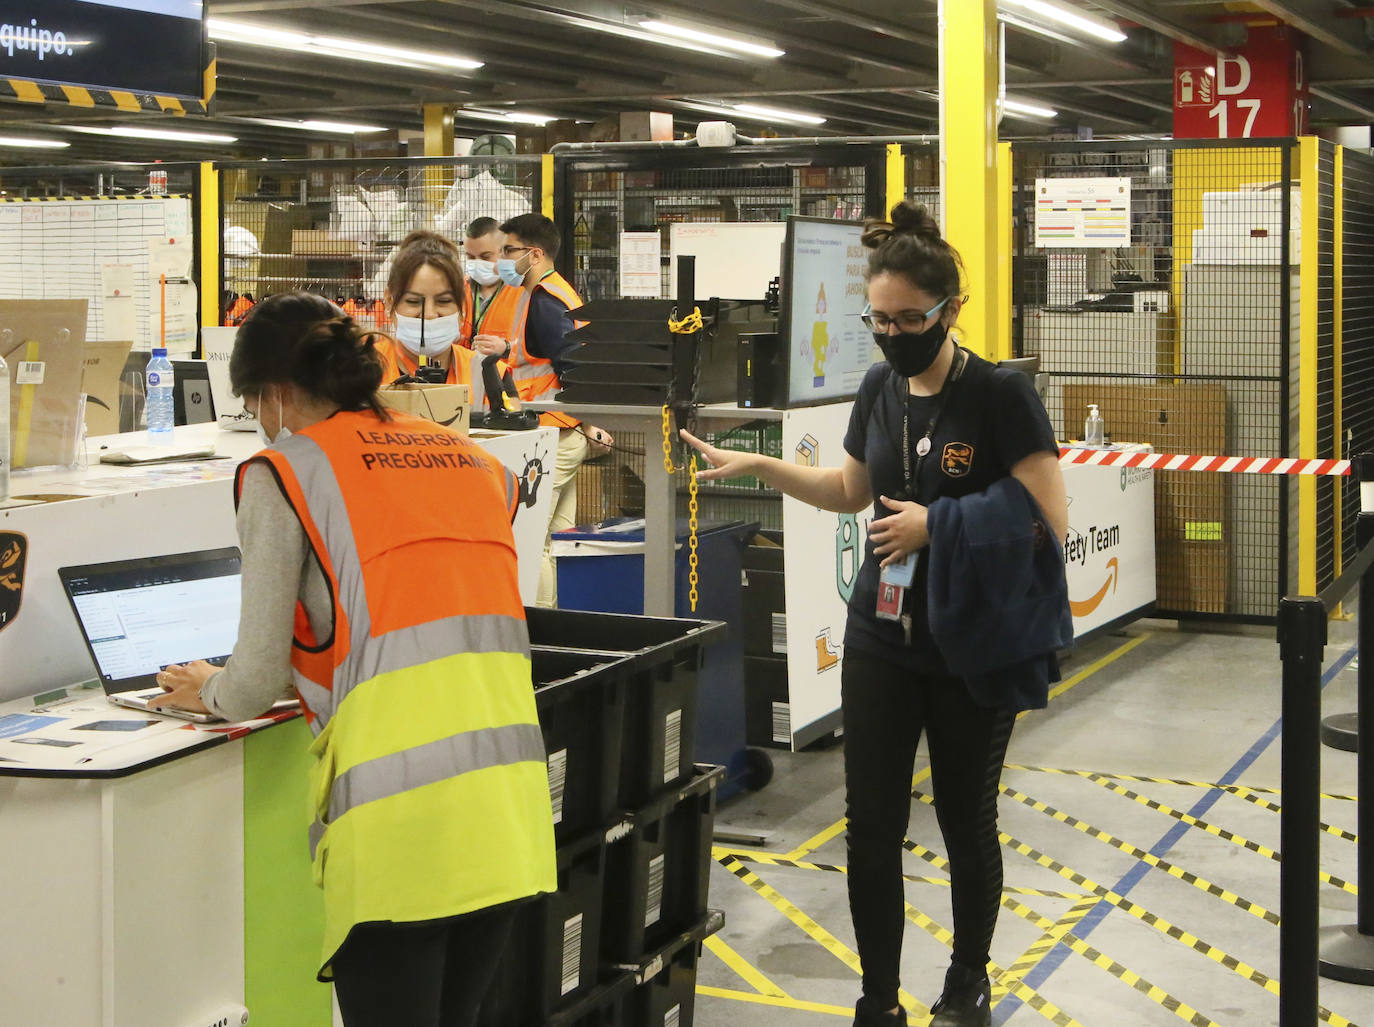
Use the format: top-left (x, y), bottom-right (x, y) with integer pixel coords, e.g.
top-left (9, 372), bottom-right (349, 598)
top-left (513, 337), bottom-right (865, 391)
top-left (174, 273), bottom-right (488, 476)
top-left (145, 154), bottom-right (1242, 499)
top-left (875, 581), bottom-right (904, 621)
top-left (880, 551), bottom-right (917, 588)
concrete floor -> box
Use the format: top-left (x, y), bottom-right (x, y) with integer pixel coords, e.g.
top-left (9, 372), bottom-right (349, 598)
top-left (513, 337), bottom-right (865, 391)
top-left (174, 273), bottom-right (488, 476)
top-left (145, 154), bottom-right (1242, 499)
top-left (693, 618), bottom-right (1369, 1026)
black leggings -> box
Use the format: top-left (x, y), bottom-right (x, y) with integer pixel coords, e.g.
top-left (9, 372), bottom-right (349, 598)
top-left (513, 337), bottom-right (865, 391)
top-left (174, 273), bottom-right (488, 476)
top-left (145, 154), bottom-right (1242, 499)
top-left (331, 905), bottom-right (518, 1027)
top-left (842, 649), bottom-right (1016, 1009)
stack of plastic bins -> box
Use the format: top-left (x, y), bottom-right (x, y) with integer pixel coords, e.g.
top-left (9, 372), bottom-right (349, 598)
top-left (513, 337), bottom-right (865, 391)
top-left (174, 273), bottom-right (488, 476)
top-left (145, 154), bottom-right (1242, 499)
top-left (741, 530), bottom-right (791, 751)
top-left (523, 606), bottom-right (727, 809)
top-left (478, 645), bottom-right (629, 1026)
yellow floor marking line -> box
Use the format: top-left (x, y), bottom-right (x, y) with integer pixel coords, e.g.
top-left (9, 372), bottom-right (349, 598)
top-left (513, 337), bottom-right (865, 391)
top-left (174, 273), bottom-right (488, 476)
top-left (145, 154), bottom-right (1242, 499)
top-left (727, 849), bottom-right (1087, 898)
top-left (991, 784), bottom-right (1282, 925)
top-left (1005, 764), bottom-right (1358, 802)
top-left (993, 894), bottom-right (1100, 1005)
top-left (1039, 631), bottom-right (1153, 707)
top-left (1228, 786), bottom-right (1359, 843)
top-left (695, 985), bottom-right (854, 1018)
top-left (904, 802), bottom-right (1296, 1010)
top-left (716, 855), bottom-right (927, 1017)
top-left (1085, 773), bottom-right (1359, 895)
top-left (702, 934), bottom-right (791, 999)
top-left (781, 766), bottom-right (934, 862)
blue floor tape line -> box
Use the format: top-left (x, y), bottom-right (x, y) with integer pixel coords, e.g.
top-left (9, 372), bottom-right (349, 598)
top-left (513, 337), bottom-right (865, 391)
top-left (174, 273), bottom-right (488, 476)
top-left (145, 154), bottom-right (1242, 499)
top-left (991, 642), bottom-right (1357, 1025)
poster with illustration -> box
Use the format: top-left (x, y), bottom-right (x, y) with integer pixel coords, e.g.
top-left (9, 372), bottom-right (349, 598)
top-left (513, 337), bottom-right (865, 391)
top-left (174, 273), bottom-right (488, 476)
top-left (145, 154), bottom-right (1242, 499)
top-left (783, 217), bottom-right (872, 408)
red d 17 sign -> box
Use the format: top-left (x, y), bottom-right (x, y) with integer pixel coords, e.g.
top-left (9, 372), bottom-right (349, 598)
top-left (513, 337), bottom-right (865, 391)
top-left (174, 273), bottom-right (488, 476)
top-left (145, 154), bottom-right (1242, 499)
top-left (1174, 25), bottom-right (1308, 138)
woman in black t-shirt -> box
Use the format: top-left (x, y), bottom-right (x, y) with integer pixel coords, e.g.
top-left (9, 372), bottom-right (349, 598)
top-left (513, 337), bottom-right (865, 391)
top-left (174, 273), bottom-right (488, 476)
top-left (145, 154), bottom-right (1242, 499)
top-left (681, 203), bottom-right (1067, 1027)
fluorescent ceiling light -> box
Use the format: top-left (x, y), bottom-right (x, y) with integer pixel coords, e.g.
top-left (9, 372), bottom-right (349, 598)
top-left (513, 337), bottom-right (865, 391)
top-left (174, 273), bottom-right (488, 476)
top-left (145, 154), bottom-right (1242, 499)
top-left (208, 18), bottom-right (482, 70)
top-left (732, 103), bottom-right (826, 126)
top-left (1002, 98), bottom-right (1059, 119)
top-left (0, 135), bottom-right (69, 149)
top-left (549, 14), bottom-right (746, 58)
top-left (64, 125), bottom-right (238, 144)
top-left (248, 118), bottom-right (386, 134)
top-left (639, 20), bottom-right (784, 58)
top-left (1000, 0), bottom-right (1126, 43)
top-left (998, 12), bottom-right (1078, 46)
top-left (460, 109), bottom-right (553, 127)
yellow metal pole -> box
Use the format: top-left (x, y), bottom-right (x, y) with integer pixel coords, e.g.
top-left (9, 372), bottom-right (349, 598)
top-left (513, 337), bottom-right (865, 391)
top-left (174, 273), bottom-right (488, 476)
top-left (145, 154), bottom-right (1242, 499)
top-left (1298, 137), bottom-right (1319, 595)
top-left (885, 142), bottom-right (904, 218)
top-left (996, 141), bottom-right (1013, 364)
top-left (541, 152), bottom-right (555, 220)
top-left (1333, 145), bottom-right (1345, 606)
top-left (939, 0), bottom-right (999, 360)
top-left (422, 103), bottom-right (454, 219)
top-left (199, 160), bottom-right (219, 331)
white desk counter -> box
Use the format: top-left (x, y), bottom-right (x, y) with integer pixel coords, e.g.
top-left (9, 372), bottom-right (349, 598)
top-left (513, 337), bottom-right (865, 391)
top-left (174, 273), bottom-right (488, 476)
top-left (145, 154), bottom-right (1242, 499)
top-left (0, 419), bottom-right (558, 1027)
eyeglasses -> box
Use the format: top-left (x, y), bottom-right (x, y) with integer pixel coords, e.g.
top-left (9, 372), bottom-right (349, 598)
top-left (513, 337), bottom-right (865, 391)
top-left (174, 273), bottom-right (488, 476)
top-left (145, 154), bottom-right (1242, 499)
top-left (860, 297), bottom-right (949, 334)
top-left (501, 245), bottom-right (533, 258)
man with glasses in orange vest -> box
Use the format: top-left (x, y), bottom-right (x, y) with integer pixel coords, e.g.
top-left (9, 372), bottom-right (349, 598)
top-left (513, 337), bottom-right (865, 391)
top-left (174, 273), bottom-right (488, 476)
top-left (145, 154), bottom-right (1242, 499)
top-left (472, 212), bottom-right (613, 607)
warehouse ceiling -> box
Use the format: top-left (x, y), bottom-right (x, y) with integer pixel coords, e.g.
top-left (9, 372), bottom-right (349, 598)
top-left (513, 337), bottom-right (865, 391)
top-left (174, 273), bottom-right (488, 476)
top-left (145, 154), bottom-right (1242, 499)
top-left (1, 0), bottom-right (1373, 164)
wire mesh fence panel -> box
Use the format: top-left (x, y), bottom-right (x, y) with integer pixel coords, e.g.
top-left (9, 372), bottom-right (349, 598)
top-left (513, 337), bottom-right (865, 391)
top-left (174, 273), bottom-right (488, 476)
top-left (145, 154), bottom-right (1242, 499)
top-left (574, 431), bottom-right (648, 525)
top-left (1342, 148), bottom-right (1374, 570)
top-left (0, 162), bottom-right (201, 351)
top-left (673, 420), bottom-right (783, 531)
top-left (1317, 140), bottom-right (1337, 591)
top-left (560, 146), bottom-right (883, 304)
top-left (1012, 139), bottom-right (1301, 620)
top-left (903, 142), bottom-right (941, 226)
top-left (220, 157), bottom-right (542, 330)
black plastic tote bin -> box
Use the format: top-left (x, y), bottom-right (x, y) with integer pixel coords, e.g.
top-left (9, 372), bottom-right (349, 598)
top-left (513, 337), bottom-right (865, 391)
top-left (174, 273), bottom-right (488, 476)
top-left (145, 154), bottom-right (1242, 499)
top-left (532, 645), bottom-right (628, 844)
top-left (602, 765), bottom-right (723, 963)
top-left (525, 607), bottom-right (726, 807)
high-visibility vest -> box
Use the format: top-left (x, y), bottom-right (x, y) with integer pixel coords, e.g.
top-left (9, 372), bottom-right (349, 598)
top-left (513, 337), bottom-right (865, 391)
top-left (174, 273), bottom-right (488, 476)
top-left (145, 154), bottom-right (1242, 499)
top-left (224, 295), bottom-right (253, 327)
top-left (509, 271), bottom-right (582, 429)
top-left (238, 409), bottom-right (556, 977)
top-left (462, 279), bottom-right (521, 347)
top-left (373, 336), bottom-right (507, 411)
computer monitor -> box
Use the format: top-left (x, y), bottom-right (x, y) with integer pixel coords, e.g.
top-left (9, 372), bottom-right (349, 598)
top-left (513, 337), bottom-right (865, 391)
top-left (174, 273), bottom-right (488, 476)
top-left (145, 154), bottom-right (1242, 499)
top-left (777, 216), bottom-right (869, 409)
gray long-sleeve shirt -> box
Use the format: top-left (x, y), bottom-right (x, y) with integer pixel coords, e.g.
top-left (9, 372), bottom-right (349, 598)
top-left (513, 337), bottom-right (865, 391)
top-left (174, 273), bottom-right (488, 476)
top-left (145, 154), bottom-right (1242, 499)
top-left (199, 461), bottom-right (332, 722)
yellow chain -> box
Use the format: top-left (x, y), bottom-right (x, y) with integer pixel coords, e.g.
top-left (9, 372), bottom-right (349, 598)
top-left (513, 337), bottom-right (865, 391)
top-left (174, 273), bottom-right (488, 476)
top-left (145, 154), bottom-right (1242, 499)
top-left (660, 404), bottom-right (676, 474)
top-left (688, 455), bottom-right (700, 612)
top-left (668, 306), bottom-right (704, 334)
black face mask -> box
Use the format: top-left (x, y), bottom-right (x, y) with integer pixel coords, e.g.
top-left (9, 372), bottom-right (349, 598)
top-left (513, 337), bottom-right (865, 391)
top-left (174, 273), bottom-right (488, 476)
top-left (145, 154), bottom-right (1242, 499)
top-left (874, 318), bottom-right (948, 377)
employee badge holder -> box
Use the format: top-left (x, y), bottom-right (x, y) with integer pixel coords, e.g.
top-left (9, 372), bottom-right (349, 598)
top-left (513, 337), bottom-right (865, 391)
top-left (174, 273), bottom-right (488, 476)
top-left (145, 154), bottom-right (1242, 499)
top-left (876, 550), bottom-right (917, 644)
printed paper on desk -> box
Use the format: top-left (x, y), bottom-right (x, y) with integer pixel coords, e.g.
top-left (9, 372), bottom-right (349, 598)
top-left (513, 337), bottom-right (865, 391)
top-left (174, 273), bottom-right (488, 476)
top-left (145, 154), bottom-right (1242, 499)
top-left (148, 238), bottom-right (193, 282)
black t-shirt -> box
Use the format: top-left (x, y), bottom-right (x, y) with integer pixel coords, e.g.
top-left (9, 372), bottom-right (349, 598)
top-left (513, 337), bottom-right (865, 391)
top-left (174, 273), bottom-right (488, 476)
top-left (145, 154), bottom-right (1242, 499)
top-left (842, 350), bottom-right (1059, 672)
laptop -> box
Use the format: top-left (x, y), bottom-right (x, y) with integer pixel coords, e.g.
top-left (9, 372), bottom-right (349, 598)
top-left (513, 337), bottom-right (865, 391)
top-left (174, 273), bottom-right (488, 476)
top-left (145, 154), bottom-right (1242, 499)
top-left (58, 547), bottom-right (292, 724)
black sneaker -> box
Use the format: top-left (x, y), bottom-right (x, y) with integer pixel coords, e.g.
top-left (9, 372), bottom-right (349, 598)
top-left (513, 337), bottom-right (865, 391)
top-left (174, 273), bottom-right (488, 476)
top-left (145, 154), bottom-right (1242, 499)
top-left (853, 994), bottom-right (910, 1025)
top-left (929, 963), bottom-right (991, 1026)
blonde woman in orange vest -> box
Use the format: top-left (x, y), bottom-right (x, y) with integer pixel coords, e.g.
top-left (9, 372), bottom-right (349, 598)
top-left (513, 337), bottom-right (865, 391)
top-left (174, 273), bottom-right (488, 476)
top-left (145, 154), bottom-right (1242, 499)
top-left (472, 213), bottom-right (612, 605)
top-left (375, 230), bottom-right (517, 409)
top-left (152, 292), bottom-right (555, 1027)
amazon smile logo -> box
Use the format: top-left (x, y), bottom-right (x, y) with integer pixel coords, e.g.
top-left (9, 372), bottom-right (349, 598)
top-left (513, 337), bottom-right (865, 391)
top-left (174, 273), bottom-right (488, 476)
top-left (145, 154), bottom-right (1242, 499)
top-left (1070, 557), bottom-right (1119, 617)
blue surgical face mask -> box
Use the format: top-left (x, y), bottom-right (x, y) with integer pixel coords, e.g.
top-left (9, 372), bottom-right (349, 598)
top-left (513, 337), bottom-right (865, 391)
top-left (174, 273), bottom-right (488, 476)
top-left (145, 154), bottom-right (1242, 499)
top-left (496, 251), bottom-right (532, 288)
top-left (395, 313), bottom-right (461, 357)
top-left (467, 259), bottom-right (501, 287)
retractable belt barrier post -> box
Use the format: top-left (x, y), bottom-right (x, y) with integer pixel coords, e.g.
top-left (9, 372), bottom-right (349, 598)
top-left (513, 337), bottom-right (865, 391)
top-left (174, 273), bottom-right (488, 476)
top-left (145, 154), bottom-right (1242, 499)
top-left (1316, 455), bottom-right (1374, 986)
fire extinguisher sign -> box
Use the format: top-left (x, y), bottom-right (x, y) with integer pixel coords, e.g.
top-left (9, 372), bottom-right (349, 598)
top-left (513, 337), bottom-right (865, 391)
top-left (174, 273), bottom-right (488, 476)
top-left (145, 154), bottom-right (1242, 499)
top-left (1176, 66), bottom-right (1214, 108)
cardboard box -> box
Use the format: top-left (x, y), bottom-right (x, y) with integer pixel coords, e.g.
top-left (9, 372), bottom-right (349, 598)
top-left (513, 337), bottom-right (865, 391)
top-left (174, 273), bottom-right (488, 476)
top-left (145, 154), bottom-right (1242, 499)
top-left (379, 382), bottom-right (469, 433)
top-left (619, 112), bottom-right (673, 142)
top-left (81, 340), bottom-right (135, 437)
top-left (2, 299), bottom-right (88, 468)
top-left (291, 230), bottom-right (356, 256)
top-left (801, 167), bottom-right (831, 189)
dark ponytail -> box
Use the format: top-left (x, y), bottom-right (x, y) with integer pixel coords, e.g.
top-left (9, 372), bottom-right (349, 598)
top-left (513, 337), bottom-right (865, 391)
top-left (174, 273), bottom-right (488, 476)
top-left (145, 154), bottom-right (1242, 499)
top-left (861, 201), bottom-right (964, 302)
top-left (230, 291), bottom-right (389, 420)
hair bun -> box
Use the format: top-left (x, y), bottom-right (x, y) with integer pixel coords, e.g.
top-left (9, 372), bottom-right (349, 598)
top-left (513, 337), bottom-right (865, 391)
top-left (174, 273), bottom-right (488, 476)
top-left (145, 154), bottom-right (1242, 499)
top-left (889, 201), bottom-right (942, 243)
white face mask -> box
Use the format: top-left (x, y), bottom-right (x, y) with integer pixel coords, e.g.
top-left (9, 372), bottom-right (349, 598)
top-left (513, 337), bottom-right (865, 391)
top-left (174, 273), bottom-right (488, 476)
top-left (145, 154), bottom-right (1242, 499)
top-left (395, 313), bottom-right (462, 356)
top-left (255, 389), bottom-right (293, 447)
top-left (467, 260), bottom-right (501, 287)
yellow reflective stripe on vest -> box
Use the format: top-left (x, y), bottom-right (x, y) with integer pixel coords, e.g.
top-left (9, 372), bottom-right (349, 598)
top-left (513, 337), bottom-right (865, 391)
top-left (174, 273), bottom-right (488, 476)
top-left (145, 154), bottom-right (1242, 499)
top-left (319, 722), bottom-right (543, 843)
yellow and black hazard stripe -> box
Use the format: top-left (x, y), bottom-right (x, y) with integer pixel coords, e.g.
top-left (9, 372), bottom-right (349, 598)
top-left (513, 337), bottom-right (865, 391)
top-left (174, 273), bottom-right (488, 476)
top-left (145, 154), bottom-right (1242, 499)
top-left (1083, 773), bottom-right (1358, 894)
top-left (1005, 764), bottom-right (1359, 802)
top-left (1228, 785), bottom-right (1359, 842)
top-left (1, 56), bottom-right (215, 115)
top-left (0, 194), bottom-right (190, 202)
top-left (987, 784), bottom-right (1282, 925)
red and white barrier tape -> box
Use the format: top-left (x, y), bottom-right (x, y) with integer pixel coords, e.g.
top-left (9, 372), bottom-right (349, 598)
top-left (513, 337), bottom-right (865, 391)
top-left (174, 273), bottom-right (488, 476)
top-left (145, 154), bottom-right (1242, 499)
top-left (1058, 448), bottom-right (1351, 476)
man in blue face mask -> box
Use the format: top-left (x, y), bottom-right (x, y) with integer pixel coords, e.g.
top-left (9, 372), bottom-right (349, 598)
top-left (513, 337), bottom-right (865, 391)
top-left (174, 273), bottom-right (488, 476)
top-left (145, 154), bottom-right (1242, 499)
top-left (463, 217), bottom-right (521, 357)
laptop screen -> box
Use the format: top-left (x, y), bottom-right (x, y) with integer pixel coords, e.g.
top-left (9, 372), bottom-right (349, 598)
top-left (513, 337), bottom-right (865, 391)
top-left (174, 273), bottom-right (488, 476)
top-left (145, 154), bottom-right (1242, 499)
top-left (59, 548), bottom-right (242, 693)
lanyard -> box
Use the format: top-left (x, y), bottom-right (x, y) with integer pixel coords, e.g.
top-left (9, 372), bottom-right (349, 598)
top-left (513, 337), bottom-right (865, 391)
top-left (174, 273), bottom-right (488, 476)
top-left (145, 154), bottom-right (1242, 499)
top-left (900, 347), bottom-right (967, 502)
top-left (471, 281), bottom-right (502, 332)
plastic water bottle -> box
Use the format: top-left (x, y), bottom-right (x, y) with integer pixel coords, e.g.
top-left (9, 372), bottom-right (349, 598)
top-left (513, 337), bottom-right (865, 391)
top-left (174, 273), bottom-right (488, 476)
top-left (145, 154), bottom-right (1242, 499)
top-left (0, 351), bottom-right (9, 501)
top-left (1084, 404), bottom-right (1104, 448)
top-left (146, 348), bottom-right (175, 443)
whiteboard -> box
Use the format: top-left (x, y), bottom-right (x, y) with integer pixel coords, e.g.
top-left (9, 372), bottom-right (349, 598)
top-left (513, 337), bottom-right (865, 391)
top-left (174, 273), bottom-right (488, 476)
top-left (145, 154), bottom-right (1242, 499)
top-left (669, 221), bottom-right (786, 301)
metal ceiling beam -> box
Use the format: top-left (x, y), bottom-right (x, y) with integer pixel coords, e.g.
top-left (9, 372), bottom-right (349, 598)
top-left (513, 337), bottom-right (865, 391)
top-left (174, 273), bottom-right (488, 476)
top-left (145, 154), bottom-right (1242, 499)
top-left (209, 0), bottom-right (416, 10)
top-left (1086, 86), bottom-right (1173, 115)
top-left (1086, 0), bottom-right (1234, 56)
top-left (1310, 85), bottom-right (1374, 121)
top-left (1247, 0), bottom-right (1369, 56)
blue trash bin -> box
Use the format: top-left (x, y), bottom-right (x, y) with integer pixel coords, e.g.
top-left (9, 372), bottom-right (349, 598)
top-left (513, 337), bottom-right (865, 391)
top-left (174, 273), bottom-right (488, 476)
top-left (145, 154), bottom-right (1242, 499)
top-left (552, 518), bottom-right (759, 795)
